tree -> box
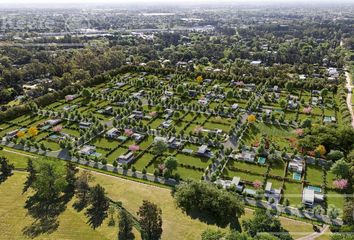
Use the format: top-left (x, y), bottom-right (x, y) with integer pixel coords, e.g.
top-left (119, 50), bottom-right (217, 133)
top-left (137, 200), bottom-right (163, 240)
top-left (30, 159), bottom-right (67, 200)
top-left (86, 184), bottom-right (110, 229)
top-left (82, 88), bottom-right (92, 99)
top-left (152, 140), bottom-right (168, 156)
top-left (327, 150), bottom-right (344, 162)
top-left (65, 161), bottom-right (78, 195)
top-left (28, 126), bottom-right (39, 137)
top-left (196, 75), bottom-right (203, 84)
top-left (201, 229), bottom-right (225, 240)
top-left (330, 159), bottom-right (350, 179)
top-left (74, 171), bottom-right (94, 210)
top-left (174, 181), bottom-right (244, 225)
top-left (242, 209), bottom-right (292, 240)
top-left (23, 159), bottom-right (36, 193)
top-left (118, 209), bottom-right (134, 240)
top-left (247, 114), bottom-right (256, 123)
top-left (315, 145), bottom-right (326, 156)
top-left (16, 130), bottom-right (25, 138)
top-left (0, 157), bottom-right (14, 181)
top-left (279, 99), bottom-right (287, 110)
top-left (164, 156), bottom-right (178, 173)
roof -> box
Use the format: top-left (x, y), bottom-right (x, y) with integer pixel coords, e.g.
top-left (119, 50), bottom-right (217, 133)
top-left (198, 145), bottom-right (209, 153)
top-left (302, 188), bottom-right (315, 204)
top-left (231, 177), bottom-right (241, 186)
top-left (265, 182), bottom-right (272, 192)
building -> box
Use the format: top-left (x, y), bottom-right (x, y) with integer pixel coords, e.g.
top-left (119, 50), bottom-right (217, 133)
top-left (104, 106), bottom-right (113, 115)
top-left (161, 120), bottom-right (173, 129)
top-left (234, 151), bottom-right (256, 162)
top-left (215, 176), bottom-right (244, 192)
top-left (132, 133), bottom-right (144, 142)
top-left (6, 130), bottom-right (19, 139)
top-left (130, 110), bottom-right (144, 119)
top-left (154, 136), bottom-right (168, 143)
top-left (250, 60), bottom-right (262, 65)
top-left (196, 145), bottom-right (213, 157)
top-left (106, 128), bottom-right (120, 138)
top-left (264, 182), bottom-right (282, 203)
top-left (168, 137), bottom-right (182, 149)
top-left (79, 145), bottom-right (96, 156)
top-left (288, 159), bottom-right (303, 174)
top-left (118, 152), bottom-right (135, 165)
top-left (323, 116), bottom-right (336, 124)
top-left (79, 121), bottom-right (92, 129)
top-left (302, 187), bottom-right (324, 206)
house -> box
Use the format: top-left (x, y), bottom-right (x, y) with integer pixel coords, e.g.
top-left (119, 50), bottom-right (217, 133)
top-left (250, 60), bottom-right (262, 66)
top-left (196, 145), bottom-right (213, 158)
top-left (161, 120), bottom-right (173, 129)
top-left (79, 145), bottom-right (96, 155)
top-left (79, 121), bottom-right (92, 129)
top-left (163, 109), bottom-right (173, 119)
top-left (288, 100), bottom-right (298, 109)
top-left (116, 82), bottom-right (126, 88)
top-left (168, 137), bottom-right (182, 149)
top-left (231, 104), bottom-right (239, 109)
top-left (302, 187), bottom-right (324, 206)
top-left (234, 151), bottom-right (256, 162)
top-left (116, 101), bottom-right (128, 106)
top-left (132, 133), bottom-right (144, 142)
top-left (288, 159), bottom-right (303, 174)
top-left (188, 90), bottom-right (197, 97)
top-left (311, 97), bottom-right (319, 106)
top-left (215, 176), bottom-right (244, 192)
top-left (165, 91), bottom-right (173, 97)
top-left (46, 119), bottom-right (62, 126)
top-left (264, 182), bottom-right (282, 203)
top-left (323, 116), bottom-right (336, 124)
top-left (65, 94), bottom-right (77, 101)
top-left (63, 105), bottom-right (78, 111)
top-left (106, 128), bottom-right (120, 138)
top-left (130, 110), bottom-right (144, 119)
top-left (103, 106), bottom-right (113, 115)
top-left (154, 136), bottom-right (168, 143)
top-left (6, 130), bottom-right (18, 139)
top-left (198, 99), bottom-right (209, 106)
top-left (118, 152), bottom-right (135, 165)
top-left (273, 85), bottom-right (279, 92)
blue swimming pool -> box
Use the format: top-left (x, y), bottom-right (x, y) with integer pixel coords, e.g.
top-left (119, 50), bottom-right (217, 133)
top-left (307, 185), bottom-right (322, 193)
top-left (258, 157), bottom-right (266, 165)
top-left (293, 172), bottom-right (301, 181)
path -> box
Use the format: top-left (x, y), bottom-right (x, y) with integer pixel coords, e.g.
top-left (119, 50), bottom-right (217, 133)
top-left (345, 70), bottom-right (354, 128)
top-left (296, 225), bottom-right (329, 240)
top-left (2, 148), bottom-right (37, 158)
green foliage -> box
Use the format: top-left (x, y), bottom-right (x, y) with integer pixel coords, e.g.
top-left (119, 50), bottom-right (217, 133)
top-left (242, 209), bottom-right (292, 240)
top-left (118, 209), bottom-right (134, 240)
top-left (137, 200), bottom-right (163, 240)
top-left (86, 184), bottom-right (110, 229)
top-left (174, 180), bottom-right (244, 225)
top-left (330, 159), bottom-right (351, 179)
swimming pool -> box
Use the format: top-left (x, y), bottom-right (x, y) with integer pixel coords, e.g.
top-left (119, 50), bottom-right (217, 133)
top-left (293, 172), bottom-right (301, 181)
top-left (258, 157), bottom-right (266, 165)
top-left (307, 185), bottom-right (322, 193)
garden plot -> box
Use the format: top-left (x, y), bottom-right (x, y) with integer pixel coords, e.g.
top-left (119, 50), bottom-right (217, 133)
top-left (107, 147), bottom-right (128, 163)
top-left (228, 160), bottom-right (268, 175)
top-left (283, 182), bottom-right (303, 206)
top-left (223, 167), bottom-right (265, 183)
top-left (242, 123), bottom-right (296, 150)
top-left (305, 165), bottom-right (324, 186)
top-left (269, 160), bottom-right (286, 177)
top-left (132, 153), bottom-right (155, 171)
top-left (175, 153), bottom-right (210, 169)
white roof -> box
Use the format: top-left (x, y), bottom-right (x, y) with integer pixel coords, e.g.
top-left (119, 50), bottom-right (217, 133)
top-left (302, 188), bottom-right (315, 204)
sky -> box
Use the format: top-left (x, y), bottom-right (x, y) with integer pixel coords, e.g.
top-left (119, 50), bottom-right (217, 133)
top-left (0, 0), bottom-right (353, 7)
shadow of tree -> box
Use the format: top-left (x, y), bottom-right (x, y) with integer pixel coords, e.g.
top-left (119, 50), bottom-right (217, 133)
top-left (185, 209), bottom-right (242, 230)
top-left (22, 193), bottom-right (72, 238)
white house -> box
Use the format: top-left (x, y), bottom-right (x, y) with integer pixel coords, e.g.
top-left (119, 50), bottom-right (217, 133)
top-left (233, 151), bottom-right (256, 162)
top-left (106, 128), bottom-right (120, 138)
top-left (79, 121), bottom-right (92, 129)
top-left (118, 152), bottom-right (135, 165)
top-left (302, 187), bottom-right (324, 206)
top-left (196, 145), bottom-right (213, 157)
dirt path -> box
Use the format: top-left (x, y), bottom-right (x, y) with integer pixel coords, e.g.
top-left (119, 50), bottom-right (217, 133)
top-left (296, 225), bottom-right (329, 240)
top-left (345, 71), bottom-right (354, 128)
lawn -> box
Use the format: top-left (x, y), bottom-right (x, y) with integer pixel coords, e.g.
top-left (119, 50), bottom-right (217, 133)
top-left (242, 123), bottom-right (296, 150)
top-left (133, 153), bottom-right (155, 171)
top-left (175, 153), bottom-right (210, 169)
top-left (269, 160), bottom-right (286, 177)
top-left (0, 148), bottom-right (38, 168)
top-left (228, 160), bottom-right (267, 175)
top-left (0, 172), bottom-right (140, 240)
top-left (177, 166), bottom-right (204, 181)
top-left (327, 190), bottom-right (345, 213)
top-left (91, 137), bottom-right (119, 149)
top-left (106, 147), bottom-right (128, 163)
top-left (283, 182), bottom-right (303, 207)
top-left (306, 165), bottom-right (324, 186)
top-left (223, 168), bottom-right (264, 183)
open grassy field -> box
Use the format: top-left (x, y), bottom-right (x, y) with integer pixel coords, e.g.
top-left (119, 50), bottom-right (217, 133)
top-left (0, 147), bottom-right (318, 240)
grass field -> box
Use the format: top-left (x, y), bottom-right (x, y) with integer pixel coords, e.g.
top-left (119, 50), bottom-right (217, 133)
top-left (0, 148), bottom-right (319, 240)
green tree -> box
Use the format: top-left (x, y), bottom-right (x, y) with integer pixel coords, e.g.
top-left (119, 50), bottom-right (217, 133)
top-left (0, 156), bottom-right (14, 181)
top-left (164, 156), bottom-right (178, 173)
top-left (23, 159), bottom-right (36, 193)
top-left (65, 161), bottom-right (78, 195)
top-left (86, 184), bottom-right (110, 229)
top-left (74, 171), bottom-right (93, 211)
top-left (330, 159), bottom-right (350, 179)
top-left (118, 209), bottom-right (134, 240)
top-left (242, 209), bottom-right (292, 240)
top-left (137, 200), bottom-right (163, 240)
top-left (152, 140), bottom-right (168, 156)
